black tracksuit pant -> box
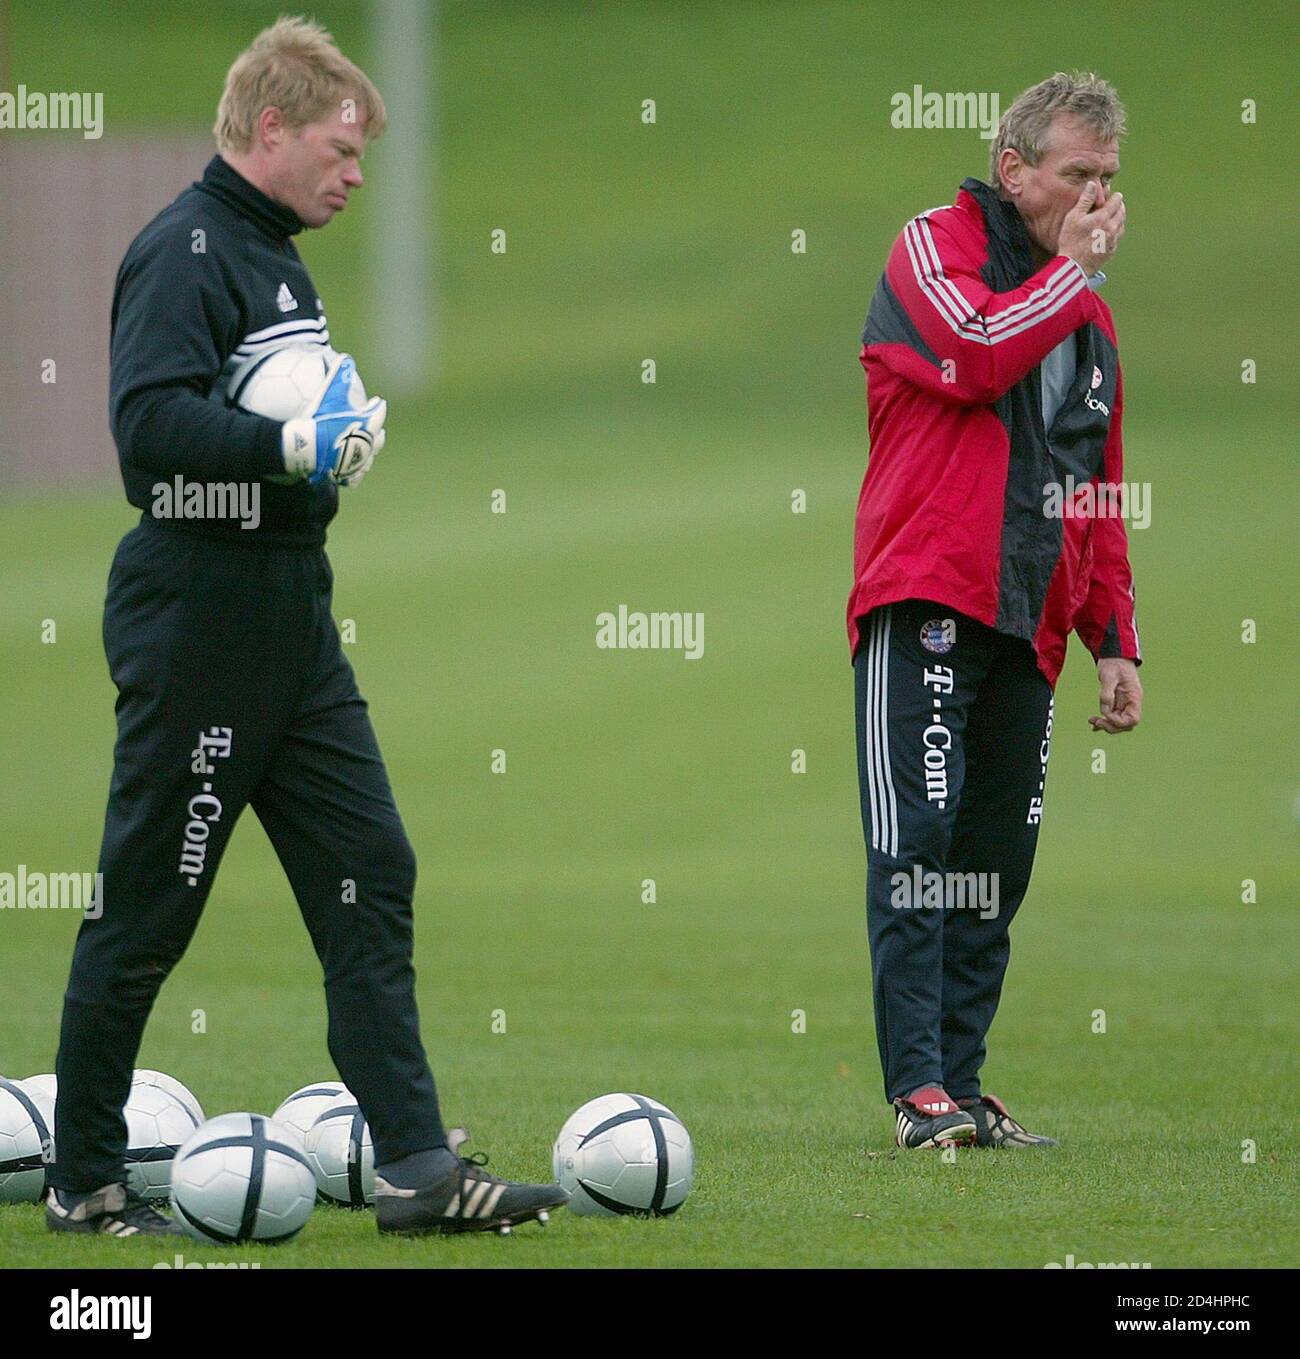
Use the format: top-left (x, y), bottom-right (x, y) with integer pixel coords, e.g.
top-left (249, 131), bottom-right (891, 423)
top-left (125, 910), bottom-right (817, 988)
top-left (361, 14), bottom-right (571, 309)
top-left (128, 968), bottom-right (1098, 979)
top-left (854, 599), bottom-right (1055, 1105)
top-left (51, 518), bottom-right (445, 1191)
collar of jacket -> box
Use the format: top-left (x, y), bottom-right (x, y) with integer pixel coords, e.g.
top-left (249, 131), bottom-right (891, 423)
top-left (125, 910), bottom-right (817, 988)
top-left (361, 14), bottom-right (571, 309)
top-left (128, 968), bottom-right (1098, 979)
top-left (196, 154), bottom-right (304, 240)
top-left (959, 175), bottom-right (1035, 270)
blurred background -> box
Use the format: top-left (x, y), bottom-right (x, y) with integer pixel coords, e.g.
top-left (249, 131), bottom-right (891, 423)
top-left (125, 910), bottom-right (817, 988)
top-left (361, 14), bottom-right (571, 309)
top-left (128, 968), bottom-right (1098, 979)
top-left (0, 0), bottom-right (1295, 1265)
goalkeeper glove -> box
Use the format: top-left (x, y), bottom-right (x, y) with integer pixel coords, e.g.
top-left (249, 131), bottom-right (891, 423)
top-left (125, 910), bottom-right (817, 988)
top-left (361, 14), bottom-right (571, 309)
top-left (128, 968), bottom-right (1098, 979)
top-left (280, 352), bottom-right (387, 486)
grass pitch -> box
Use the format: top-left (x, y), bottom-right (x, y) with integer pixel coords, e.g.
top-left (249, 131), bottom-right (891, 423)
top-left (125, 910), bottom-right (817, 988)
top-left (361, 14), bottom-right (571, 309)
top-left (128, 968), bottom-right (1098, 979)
top-left (1, 0), bottom-right (1295, 1268)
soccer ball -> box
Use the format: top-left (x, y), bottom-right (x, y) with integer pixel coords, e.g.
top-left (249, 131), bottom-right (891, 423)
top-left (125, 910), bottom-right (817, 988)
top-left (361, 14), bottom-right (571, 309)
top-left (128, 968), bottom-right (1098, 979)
top-left (272, 1081), bottom-right (351, 1145)
top-left (0, 1076), bottom-right (55, 1203)
top-left (20, 1073), bottom-right (57, 1102)
top-left (171, 1113), bottom-right (317, 1244)
top-left (132, 1069), bottom-right (204, 1128)
top-left (552, 1093), bottom-right (693, 1217)
top-left (228, 343), bottom-right (364, 421)
top-left (304, 1096), bottom-right (373, 1207)
top-left (123, 1079), bottom-right (203, 1200)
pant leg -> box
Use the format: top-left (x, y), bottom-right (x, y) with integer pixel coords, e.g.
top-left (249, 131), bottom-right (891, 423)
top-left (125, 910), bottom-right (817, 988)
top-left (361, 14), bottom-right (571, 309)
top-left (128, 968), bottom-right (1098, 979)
top-left (248, 564), bottom-right (445, 1165)
top-left (52, 525), bottom-right (305, 1191)
top-left (940, 636), bottom-right (1055, 1100)
top-left (855, 600), bottom-right (993, 1103)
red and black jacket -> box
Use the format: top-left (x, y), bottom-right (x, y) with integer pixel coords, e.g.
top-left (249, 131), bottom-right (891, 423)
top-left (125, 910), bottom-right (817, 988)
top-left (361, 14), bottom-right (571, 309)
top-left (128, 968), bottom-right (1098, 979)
top-left (847, 177), bottom-right (1141, 687)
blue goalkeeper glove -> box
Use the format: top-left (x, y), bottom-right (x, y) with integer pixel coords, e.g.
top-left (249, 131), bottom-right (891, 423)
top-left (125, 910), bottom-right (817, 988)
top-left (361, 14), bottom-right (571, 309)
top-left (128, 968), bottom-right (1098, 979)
top-left (280, 352), bottom-right (387, 486)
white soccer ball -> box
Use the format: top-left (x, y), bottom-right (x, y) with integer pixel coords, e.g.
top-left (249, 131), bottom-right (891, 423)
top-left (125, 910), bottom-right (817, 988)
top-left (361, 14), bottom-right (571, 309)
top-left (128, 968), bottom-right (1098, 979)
top-left (20, 1073), bottom-right (57, 1102)
top-left (0, 1077), bottom-right (56, 1203)
top-left (229, 343), bottom-right (364, 421)
top-left (272, 1081), bottom-right (351, 1145)
top-left (171, 1112), bottom-right (317, 1244)
top-left (552, 1093), bottom-right (693, 1217)
top-left (132, 1069), bottom-right (204, 1128)
top-left (123, 1079), bottom-right (203, 1201)
top-left (304, 1096), bottom-right (373, 1207)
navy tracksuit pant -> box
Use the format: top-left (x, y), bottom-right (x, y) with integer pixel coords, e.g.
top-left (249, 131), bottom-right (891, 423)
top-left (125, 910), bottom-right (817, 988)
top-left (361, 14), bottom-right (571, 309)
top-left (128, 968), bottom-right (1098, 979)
top-left (854, 599), bottom-right (1055, 1105)
top-left (51, 518), bottom-right (444, 1191)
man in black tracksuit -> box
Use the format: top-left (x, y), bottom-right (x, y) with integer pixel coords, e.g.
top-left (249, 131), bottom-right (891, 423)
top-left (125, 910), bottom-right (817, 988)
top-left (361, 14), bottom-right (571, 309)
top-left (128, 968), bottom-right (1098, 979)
top-left (47, 17), bottom-right (565, 1238)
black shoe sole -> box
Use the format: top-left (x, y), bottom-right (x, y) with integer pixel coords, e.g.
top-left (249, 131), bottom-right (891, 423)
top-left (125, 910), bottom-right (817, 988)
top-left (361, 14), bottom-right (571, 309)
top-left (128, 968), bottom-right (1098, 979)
top-left (46, 1212), bottom-right (186, 1237)
top-left (377, 1197), bottom-right (568, 1237)
top-left (972, 1135), bottom-right (1060, 1148)
top-left (896, 1116), bottom-right (979, 1149)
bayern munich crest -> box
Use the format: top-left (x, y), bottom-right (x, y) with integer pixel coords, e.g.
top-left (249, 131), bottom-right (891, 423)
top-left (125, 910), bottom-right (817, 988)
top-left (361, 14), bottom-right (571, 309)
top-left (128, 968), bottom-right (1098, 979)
top-left (920, 618), bottom-right (956, 654)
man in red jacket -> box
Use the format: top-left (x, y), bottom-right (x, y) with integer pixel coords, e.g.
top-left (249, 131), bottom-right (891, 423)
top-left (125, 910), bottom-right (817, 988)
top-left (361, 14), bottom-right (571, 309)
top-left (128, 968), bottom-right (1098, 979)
top-left (848, 72), bottom-right (1143, 1150)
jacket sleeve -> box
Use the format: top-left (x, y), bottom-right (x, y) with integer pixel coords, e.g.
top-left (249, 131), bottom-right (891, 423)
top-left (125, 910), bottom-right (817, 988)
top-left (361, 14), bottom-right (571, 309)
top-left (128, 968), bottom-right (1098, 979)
top-left (1074, 364), bottom-right (1142, 664)
top-left (109, 225), bottom-right (285, 482)
top-left (867, 211), bottom-right (1101, 405)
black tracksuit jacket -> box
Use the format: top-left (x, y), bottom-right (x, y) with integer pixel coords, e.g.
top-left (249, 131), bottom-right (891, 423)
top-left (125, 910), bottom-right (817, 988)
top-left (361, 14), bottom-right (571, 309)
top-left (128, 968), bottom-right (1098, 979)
top-left (109, 154), bottom-right (337, 542)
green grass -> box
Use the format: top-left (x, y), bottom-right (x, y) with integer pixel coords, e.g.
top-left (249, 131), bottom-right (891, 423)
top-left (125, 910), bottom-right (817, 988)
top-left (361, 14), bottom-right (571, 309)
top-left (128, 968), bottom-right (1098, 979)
top-left (1, 0), bottom-right (1296, 1267)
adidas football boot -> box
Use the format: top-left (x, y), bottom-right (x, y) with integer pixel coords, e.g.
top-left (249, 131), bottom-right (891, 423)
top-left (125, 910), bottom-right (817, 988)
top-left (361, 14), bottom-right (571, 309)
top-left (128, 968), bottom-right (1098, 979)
top-left (893, 1085), bottom-right (978, 1149)
top-left (374, 1128), bottom-right (569, 1236)
top-left (46, 1182), bottom-right (185, 1237)
top-left (956, 1094), bottom-right (1058, 1147)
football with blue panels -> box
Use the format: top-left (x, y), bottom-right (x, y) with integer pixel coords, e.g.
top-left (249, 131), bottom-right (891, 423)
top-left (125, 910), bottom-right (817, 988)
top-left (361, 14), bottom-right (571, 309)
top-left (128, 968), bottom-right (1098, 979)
top-left (171, 1112), bottom-right (317, 1244)
top-left (552, 1093), bottom-right (693, 1217)
top-left (227, 340), bottom-right (365, 422)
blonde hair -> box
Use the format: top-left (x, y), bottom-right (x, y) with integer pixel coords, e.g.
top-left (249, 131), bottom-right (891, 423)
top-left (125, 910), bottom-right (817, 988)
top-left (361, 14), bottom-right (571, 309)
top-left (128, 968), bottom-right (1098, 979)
top-left (989, 72), bottom-right (1126, 189)
top-left (214, 14), bottom-right (387, 153)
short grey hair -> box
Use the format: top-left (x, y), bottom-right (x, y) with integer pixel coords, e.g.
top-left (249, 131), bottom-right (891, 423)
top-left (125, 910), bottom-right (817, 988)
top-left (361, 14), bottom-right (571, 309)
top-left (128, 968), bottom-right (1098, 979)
top-left (989, 71), bottom-right (1126, 189)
